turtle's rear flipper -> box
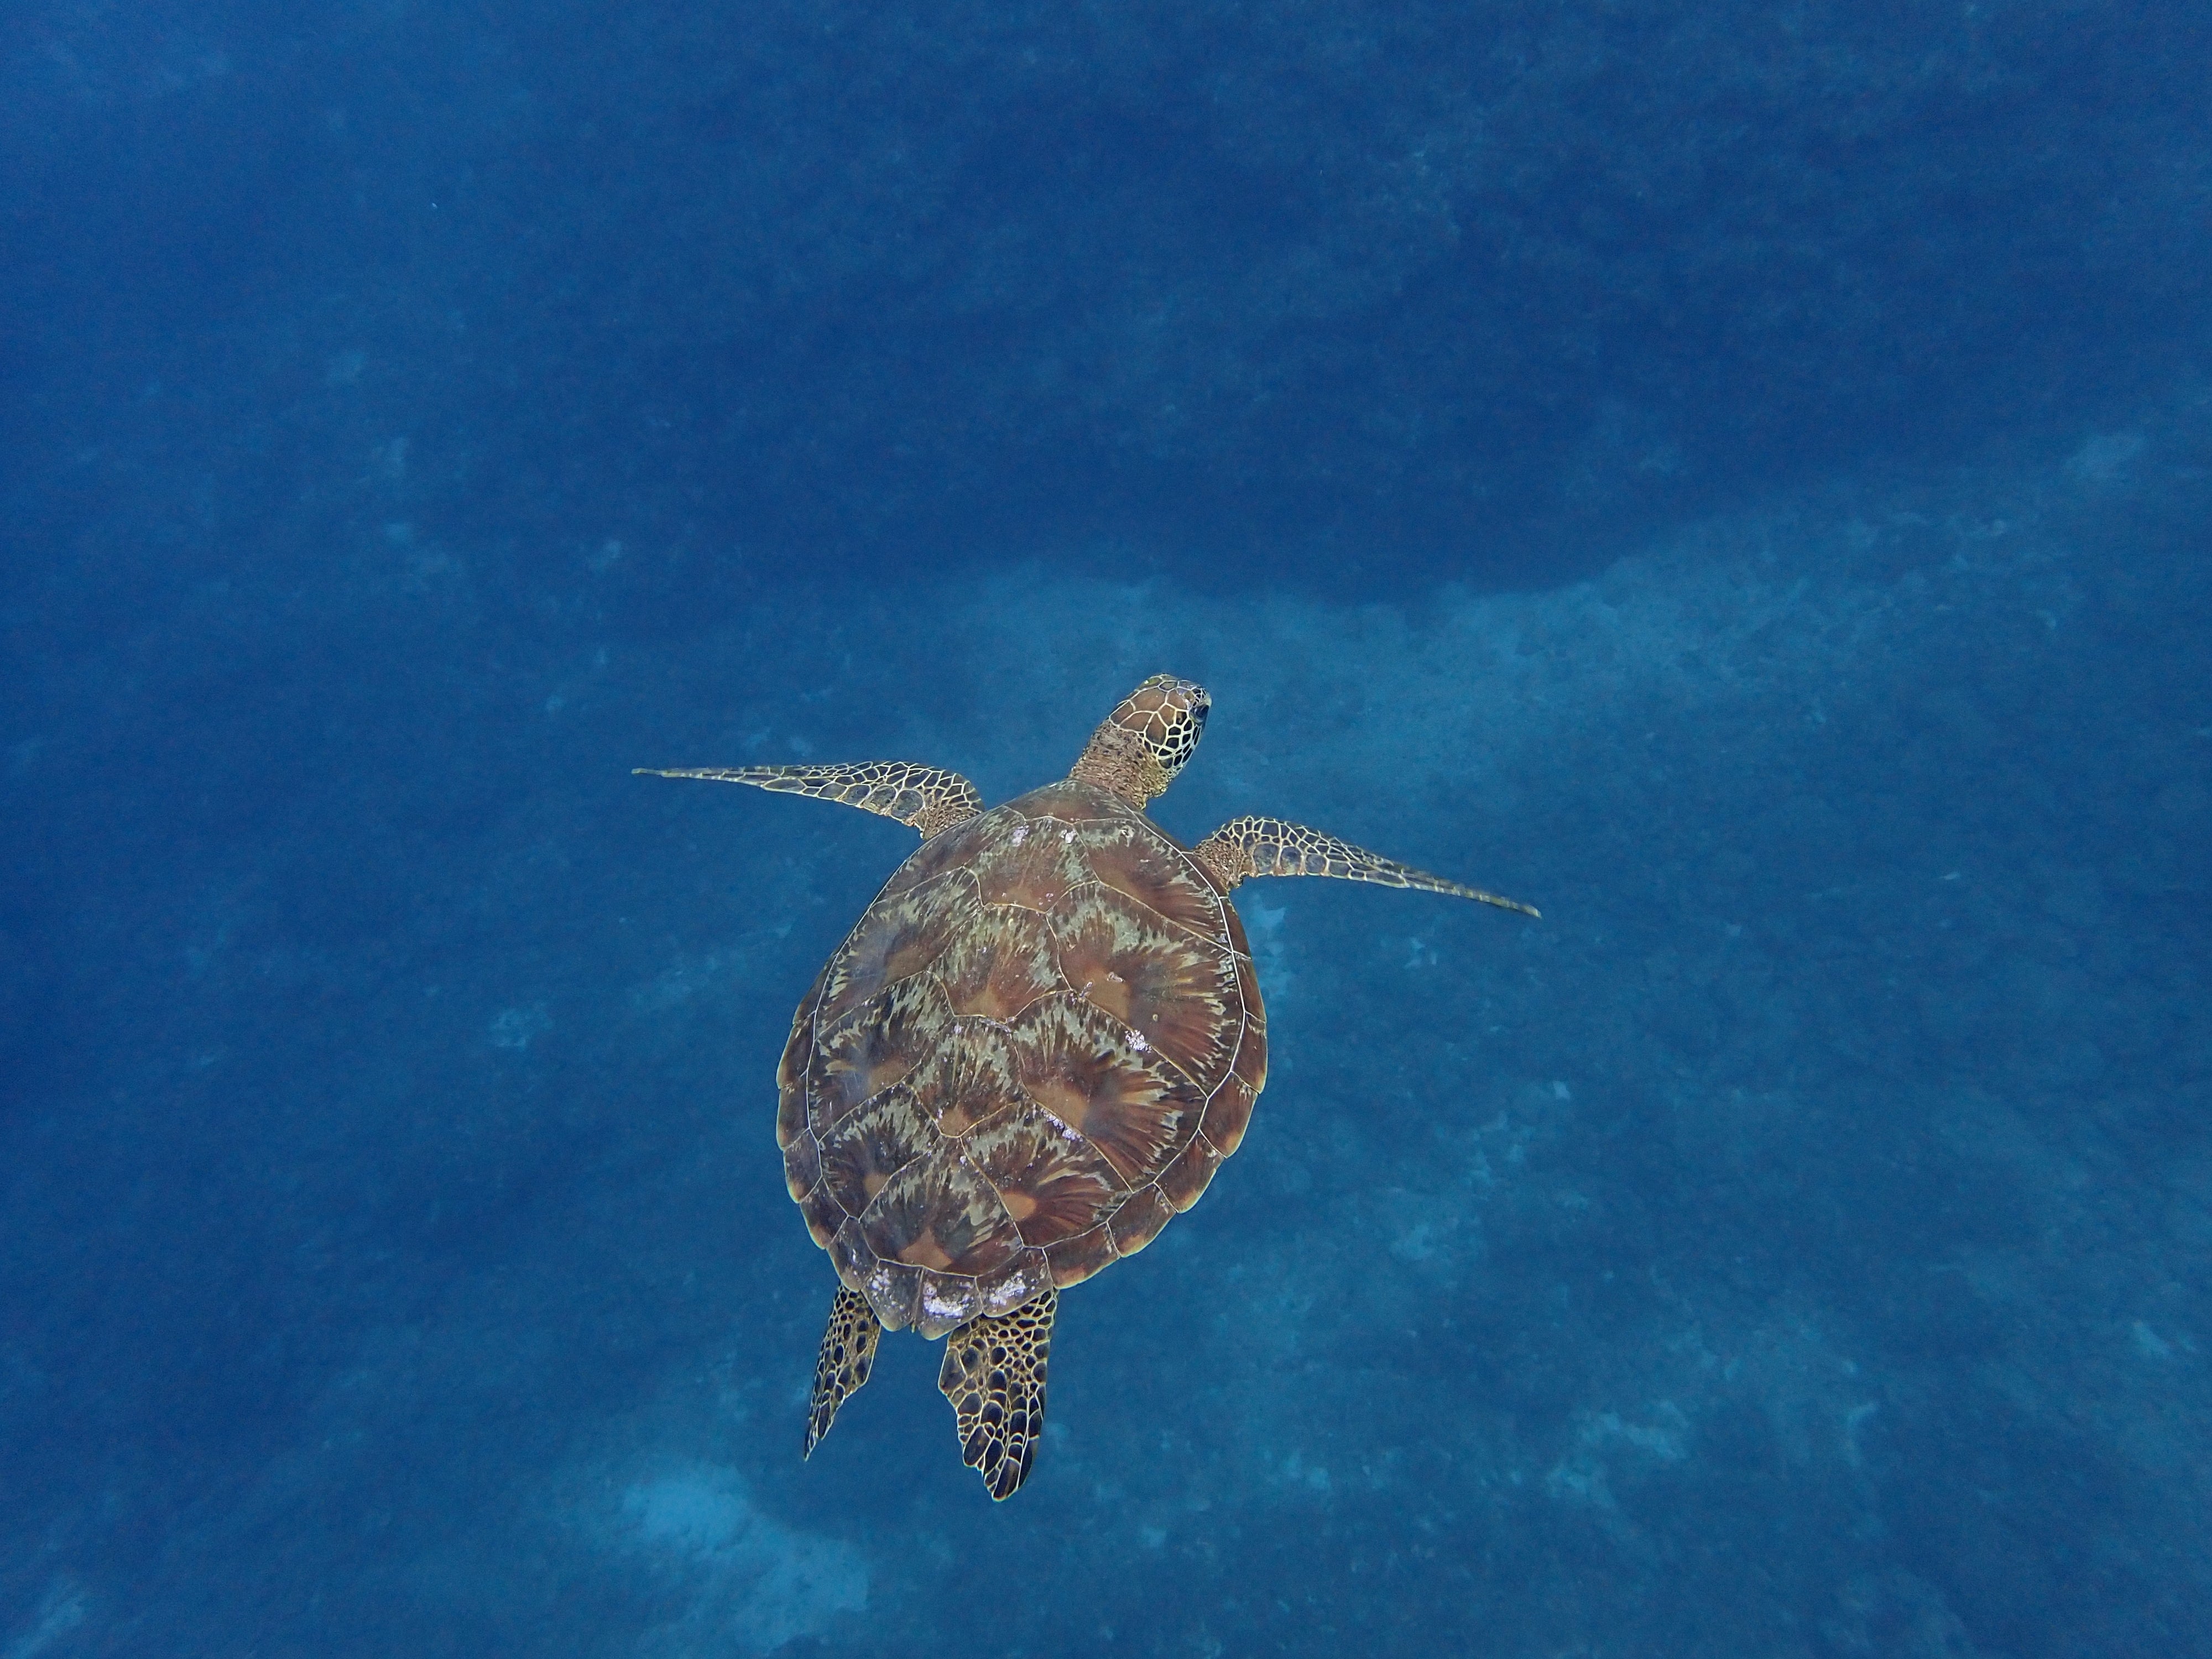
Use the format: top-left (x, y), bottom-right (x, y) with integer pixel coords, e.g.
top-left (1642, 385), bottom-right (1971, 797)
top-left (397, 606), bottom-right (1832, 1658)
top-left (938, 1287), bottom-right (1057, 1500)
top-left (805, 1285), bottom-right (882, 1458)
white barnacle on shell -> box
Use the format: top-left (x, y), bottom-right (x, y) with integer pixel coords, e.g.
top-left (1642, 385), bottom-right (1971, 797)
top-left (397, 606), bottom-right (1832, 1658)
top-left (922, 1285), bottom-right (969, 1322)
top-left (983, 1253), bottom-right (1048, 1312)
top-left (1009, 824), bottom-right (1029, 846)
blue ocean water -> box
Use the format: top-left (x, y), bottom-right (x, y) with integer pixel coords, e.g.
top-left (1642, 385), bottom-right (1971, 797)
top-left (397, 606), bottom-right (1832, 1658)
top-left (4, 1), bottom-right (2209, 1652)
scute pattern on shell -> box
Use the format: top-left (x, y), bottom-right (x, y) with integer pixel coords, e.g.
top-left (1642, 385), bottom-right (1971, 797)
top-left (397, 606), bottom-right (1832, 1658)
top-left (779, 779), bottom-right (1268, 1337)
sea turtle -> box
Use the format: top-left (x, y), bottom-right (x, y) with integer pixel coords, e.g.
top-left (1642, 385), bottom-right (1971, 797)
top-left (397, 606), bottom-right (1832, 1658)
top-left (638, 675), bottom-right (1536, 1499)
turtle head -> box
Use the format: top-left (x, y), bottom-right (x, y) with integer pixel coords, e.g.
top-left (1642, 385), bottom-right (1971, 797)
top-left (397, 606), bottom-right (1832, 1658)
top-left (1068, 674), bottom-right (1211, 807)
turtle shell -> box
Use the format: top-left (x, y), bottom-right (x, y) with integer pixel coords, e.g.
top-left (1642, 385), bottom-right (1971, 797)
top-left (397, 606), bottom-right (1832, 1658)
top-left (776, 778), bottom-right (1269, 1338)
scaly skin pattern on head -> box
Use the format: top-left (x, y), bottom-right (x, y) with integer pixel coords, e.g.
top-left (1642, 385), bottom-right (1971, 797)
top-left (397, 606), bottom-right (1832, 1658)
top-left (1067, 674), bottom-right (1212, 808)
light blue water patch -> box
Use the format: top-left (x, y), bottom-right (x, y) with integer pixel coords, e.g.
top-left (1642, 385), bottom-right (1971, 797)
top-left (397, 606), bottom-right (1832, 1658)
top-left (602, 1465), bottom-right (867, 1653)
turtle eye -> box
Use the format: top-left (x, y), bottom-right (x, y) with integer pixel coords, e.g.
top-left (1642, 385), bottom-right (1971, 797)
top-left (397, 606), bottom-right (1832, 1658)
top-left (1191, 703), bottom-right (1208, 727)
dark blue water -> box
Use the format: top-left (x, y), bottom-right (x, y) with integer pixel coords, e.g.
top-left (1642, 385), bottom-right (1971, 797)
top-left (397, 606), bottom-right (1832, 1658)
top-left (5, 2), bottom-right (2209, 1652)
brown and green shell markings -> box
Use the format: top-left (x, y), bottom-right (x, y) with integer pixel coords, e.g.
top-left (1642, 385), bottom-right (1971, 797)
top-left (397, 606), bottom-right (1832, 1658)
top-left (638, 675), bottom-right (1537, 1500)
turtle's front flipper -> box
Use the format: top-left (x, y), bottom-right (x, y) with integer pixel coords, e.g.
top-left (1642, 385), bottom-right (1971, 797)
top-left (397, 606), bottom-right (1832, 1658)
top-left (634, 761), bottom-right (983, 838)
top-left (937, 1287), bottom-right (1057, 1501)
top-left (805, 1285), bottom-right (883, 1458)
top-left (1192, 815), bottom-right (1540, 917)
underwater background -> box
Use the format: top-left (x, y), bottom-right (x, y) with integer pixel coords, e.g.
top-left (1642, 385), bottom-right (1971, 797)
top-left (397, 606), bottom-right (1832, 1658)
top-left (4, 1), bottom-right (2210, 1652)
